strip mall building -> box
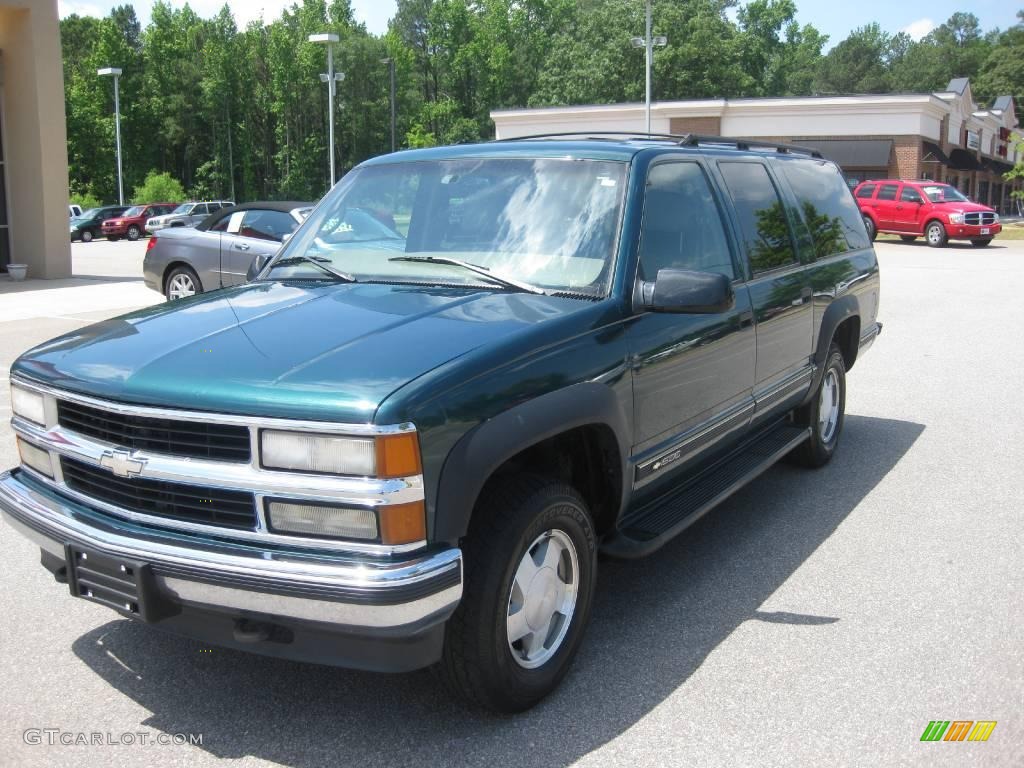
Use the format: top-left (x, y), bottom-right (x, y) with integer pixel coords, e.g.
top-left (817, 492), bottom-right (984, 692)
top-left (493, 78), bottom-right (1021, 215)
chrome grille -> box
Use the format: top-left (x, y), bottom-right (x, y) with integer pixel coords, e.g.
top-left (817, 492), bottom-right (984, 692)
top-left (963, 212), bottom-right (996, 226)
top-left (57, 399), bottom-right (251, 462)
top-left (61, 456), bottom-right (258, 529)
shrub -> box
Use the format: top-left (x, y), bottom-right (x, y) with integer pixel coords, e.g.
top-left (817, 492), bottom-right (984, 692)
top-left (131, 171), bottom-right (187, 204)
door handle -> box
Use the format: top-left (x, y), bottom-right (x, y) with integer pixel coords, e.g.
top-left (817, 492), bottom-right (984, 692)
top-left (235, 243), bottom-right (250, 251)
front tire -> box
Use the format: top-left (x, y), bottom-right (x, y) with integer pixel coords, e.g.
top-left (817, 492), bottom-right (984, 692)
top-left (437, 476), bottom-right (597, 712)
top-left (862, 214), bottom-right (876, 242)
top-left (165, 265), bottom-right (202, 301)
top-left (971, 238), bottom-right (992, 248)
top-left (81, 229), bottom-right (93, 243)
top-left (925, 221), bottom-right (948, 248)
top-left (127, 225), bottom-right (141, 241)
top-left (791, 343), bottom-right (847, 468)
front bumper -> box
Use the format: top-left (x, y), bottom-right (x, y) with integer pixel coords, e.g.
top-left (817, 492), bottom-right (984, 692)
top-left (101, 224), bottom-right (129, 237)
top-left (0, 469), bottom-right (462, 671)
top-left (146, 221), bottom-right (168, 234)
top-left (948, 222), bottom-right (1001, 238)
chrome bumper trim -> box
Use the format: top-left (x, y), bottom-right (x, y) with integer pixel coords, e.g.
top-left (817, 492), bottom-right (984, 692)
top-left (0, 471), bottom-right (462, 629)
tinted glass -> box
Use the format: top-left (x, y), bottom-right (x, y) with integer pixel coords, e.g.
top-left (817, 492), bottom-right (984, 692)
top-left (122, 206), bottom-right (145, 217)
top-left (855, 184), bottom-right (876, 199)
top-left (272, 158), bottom-right (628, 295)
top-left (899, 187), bottom-right (923, 203)
top-left (718, 162), bottom-right (796, 273)
top-left (638, 163), bottom-right (734, 281)
top-left (211, 215), bottom-right (231, 233)
top-left (239, 210), bottom-right (298, 241)
top-left (780, 160), bottom-right (871, 259)
top-left (877, 184), bottom-right (898, 201)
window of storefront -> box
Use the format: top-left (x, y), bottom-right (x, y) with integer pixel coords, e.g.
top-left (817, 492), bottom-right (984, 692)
top-left (979, 181), bottom-right (990, 206)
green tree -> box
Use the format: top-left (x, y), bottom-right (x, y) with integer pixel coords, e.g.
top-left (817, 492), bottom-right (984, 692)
top-left (813, 24), bottom-right (903, 94)
top-left (976, 11), bottom-right (1024, 105)
top-left (131, 170), bottom-right (187, 203)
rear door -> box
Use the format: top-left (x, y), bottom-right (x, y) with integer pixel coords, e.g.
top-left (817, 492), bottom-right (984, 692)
top-left (873, 183), bottom-right (901, 230)
top-left (716, 160), bottom-right (813, 416)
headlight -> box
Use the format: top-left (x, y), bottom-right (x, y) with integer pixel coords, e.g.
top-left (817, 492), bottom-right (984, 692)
top-left (260, 430), bottom-right (421, 478)
top-left (949, 213), bottom-right (965, 224)
top-left (993, 214), bottom-right (1000, 223)
top-left (17, 438), bottom-right (53, 477)
top-left (11, 384), bottom-right (46, 425)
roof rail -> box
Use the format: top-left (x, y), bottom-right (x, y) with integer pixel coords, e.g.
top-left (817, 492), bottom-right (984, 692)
top-left (678, 134), bottom-right (824, 158)
top-left (494, 130), bottom-right (824, 158)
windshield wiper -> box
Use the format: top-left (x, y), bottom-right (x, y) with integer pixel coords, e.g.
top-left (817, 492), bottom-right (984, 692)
top-left (268, 255), bottom-right (357, 283)
top-left (388, 256), bottom-right (546, 295)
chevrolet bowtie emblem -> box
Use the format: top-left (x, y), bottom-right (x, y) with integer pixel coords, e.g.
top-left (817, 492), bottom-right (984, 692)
top-left (99, 450), bottom-right (147, 479)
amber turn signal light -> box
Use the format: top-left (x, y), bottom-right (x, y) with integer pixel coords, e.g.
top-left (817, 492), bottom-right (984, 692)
top-left (375, 432), bottom-right (422, 479)
top-left (379, 501), bottom-right (427, 545)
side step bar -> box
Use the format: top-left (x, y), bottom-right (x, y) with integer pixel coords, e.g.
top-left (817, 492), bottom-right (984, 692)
top-left (602, 421), bottom-right (811, 558)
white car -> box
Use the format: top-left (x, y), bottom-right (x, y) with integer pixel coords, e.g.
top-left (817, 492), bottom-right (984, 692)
top-left (145, 201), bottom-right (234, 234)
top-left (68, 204), bottom-right (83, 218)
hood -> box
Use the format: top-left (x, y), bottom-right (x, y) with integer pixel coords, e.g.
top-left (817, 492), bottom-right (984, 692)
top-left (930, 200), bottom-right (995, 213)
top-left (13, 281), bottom-right (587, 423)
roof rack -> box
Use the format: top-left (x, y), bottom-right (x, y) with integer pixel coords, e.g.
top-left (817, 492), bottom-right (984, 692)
top-left (496, 131), bottom-right (824, 159)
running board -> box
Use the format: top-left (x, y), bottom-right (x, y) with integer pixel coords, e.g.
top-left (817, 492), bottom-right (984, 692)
top-left (602, 421), bottom-right (811, 558)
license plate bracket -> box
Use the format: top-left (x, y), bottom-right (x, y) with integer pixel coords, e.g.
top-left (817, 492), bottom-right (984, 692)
top-left (65, 545), bottom-right (178, 622)
top-left (981, 228), bottom-right (990, 235)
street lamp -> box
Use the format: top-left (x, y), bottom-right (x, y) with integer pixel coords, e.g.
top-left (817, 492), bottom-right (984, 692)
top-left (309, 33), bottom-right (344, 185)
top-left (97, 67), bottom-right (124, 205)
top-left (630, 0), bottom-right (667, 136)
top-left (380, 58), bottom-right (397, 153)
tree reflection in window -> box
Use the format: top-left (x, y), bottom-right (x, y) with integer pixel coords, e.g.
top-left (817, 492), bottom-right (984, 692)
top-left (718, 162), bottom-right (797, 274)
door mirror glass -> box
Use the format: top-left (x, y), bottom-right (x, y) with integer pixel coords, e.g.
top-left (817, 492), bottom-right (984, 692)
top-left (642, 269), bottom-right (734, 314)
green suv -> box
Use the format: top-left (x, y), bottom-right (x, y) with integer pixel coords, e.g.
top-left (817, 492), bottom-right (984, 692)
top-left (3, 135), bottom-right (881, 712)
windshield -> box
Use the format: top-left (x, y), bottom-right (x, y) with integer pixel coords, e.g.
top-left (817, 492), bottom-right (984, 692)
top-left (78, 208), bottom-right (102, 219)
top-left (171, 204), bottom-right (193, 214)
top-left (266, 157), bottom-right (628, 295)
top-left (920, 184), bottom-right (969, 203)
top-left (122, 206), bottom-right (144, 217)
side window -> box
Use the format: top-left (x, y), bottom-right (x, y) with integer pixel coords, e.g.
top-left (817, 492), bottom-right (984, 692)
top-left (238, 210), bottom-right (298, 242)
top-left (210, 215), bottom-right (231, 233)
top-left (718, 162), bottom-right (797, 274)
top-left (194, 204), bottom-right (209, 215)
top-left (855, 184), bottom-right (876, 199)
top-left (877, 184), bottom-right (899, 201)
top-left (637, 162), bottom-right (734, 281)
top-left (780, 160), bottom-right (871, 259)
top-left (208, 203), bottom-right (222, 213)
top-left (900, 187), bottom-right (923, 203)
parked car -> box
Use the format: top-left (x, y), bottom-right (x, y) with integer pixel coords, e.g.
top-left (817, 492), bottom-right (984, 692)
top-left (144, 201), bottom-right (313, 300)
top-left (855, 179), bottom-right (1001, 247)
top-left (4, 136), bottom-right (881, 712)
top-left (145, 200), bottom-right (234, 234)
top-left (68, 205), bottom-right (129, 242)
top-left (68, 204), bottom-right (83, 218)
top-left (100, 203), bottom-right (177, 242)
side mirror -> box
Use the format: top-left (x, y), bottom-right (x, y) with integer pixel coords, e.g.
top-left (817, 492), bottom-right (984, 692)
top-left (642, 269), bottom-right (734, 314)
top-left (246, 253), bottom-right (272, 282)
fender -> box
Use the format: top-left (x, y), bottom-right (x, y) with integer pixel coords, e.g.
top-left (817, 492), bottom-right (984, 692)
top-left (433, 381), bottom-right (632, 544)
top-left (804, 292), bottom-right (861, 403)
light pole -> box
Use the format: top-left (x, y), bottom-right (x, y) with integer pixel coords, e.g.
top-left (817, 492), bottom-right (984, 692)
top-left (630, 0), bottom-right (667, 135)
top-left (97, 67), bottom-right (124, 205)
top-left (309, 33), bottom-right (343, 185)
top-left (380, 57), bottom-right (396, 153)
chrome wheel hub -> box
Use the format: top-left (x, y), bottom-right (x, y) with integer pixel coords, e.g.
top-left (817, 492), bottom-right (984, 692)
top-left (168, 274), bottom-right (196, 300)
top-left (506, 529), bottom-right (579, 669)
top-left (927, 225), bottom-right (942, 244)
top-left (818, 369), bottom-right (840, 443)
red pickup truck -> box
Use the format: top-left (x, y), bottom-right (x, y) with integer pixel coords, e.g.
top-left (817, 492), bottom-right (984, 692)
top-left (854, 179), bottom-right (1000, 248)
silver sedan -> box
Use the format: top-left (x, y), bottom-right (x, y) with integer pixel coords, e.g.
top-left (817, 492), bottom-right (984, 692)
top-left (143, 202), bottom-right (314, 300)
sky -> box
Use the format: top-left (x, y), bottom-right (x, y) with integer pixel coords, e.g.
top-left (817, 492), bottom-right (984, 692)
top-left (58, 0), bottom-right (1019, 47)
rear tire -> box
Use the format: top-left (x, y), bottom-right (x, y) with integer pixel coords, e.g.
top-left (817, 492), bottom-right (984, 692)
top-left (791, 343), bottom-right (846, 468)
top-left (81, 230), bottom-right (93, 243)
top-left (127, 225), bottom-right (141, 241)
top-left (862, 215), bottom-right (876, 242)
top-left (925, 221), bottom-right (947, 248)
top-left (971, 238), bottom-right (992, 248)
top-left (437, 475), bottom-right (597, 713)
top-left (900, 235), bottom-right (917, 242)
top-left (165, 265), bottom-right (202, 301)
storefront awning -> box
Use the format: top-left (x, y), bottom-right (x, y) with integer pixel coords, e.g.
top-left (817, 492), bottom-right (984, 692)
top-left (981, 157), bottom-right (1013, 176)
top-left (797, 139), bottom-right (893, 168)
top-left (921, 142), bottom-right (949, 165)
top-left (948, 148), bottom-right (983, 172)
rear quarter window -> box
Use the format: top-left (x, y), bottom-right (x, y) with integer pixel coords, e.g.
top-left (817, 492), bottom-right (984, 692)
top-left (780, 160), bottom-right (871, 259)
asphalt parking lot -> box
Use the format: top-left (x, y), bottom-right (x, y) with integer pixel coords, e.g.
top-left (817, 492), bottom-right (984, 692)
top-left (0, 239), bottom-right (1021, 767)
